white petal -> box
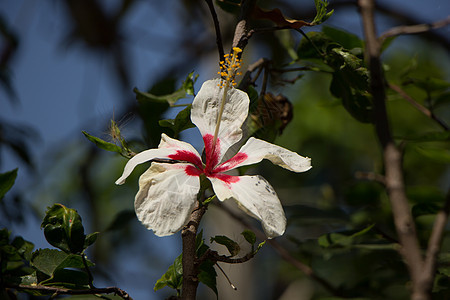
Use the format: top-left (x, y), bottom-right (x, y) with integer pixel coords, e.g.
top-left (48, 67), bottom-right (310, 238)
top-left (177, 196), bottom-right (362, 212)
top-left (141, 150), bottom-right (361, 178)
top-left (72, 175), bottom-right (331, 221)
top-left (217, 137), bottom-right (311, 173)
top-left (135, 163), bottom-right (200, 237)
top-left (209, 175), bottom-right (286, 238)
top-left (191, 79), bottom-right (249, 165)
top-left (115, 133), bottom-right (202, 185)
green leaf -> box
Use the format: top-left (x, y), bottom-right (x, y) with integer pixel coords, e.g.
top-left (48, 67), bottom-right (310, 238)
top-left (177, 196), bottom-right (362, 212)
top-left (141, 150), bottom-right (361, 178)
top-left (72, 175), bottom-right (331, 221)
top-left (154, 254), bottom-right (183, 292)
top-left (198, 259), bottom-right (217, 296)
top-left (415, 146), bottom-right (450, 163)
top-left (405, 77), bottom-right (450, 93)
top-left (297, 31), bottom-right (334, 59)
top-left (11, 236), bottom-right (34, 261)
top-left (41, 204), bottom-right (86, 254)
top-left (397, 131), bottom-right (450, 142)
top-left (318, 224), bottom-right (375, 248)
top-left (412, 203), bottom-right (441, 218)
top-left (216, 0), bottom-right (241, 14)
top-left (31, 249), bottom-right (69, 277)
top-left (210, 235), bottom-right (240, 257)
top-left (84, 232), bottom-right (98, 249)
top-left (31, 249), bottom-right (93, 278)
top-left (159, 104), bottom-right (195, 137)
top-left (241, 230), bottom-right (256, 246)
top-left (182, 71), bottom-right (199, 96)
top-left (312, 0), bottom-right (334, 25)
top-left (82, 131), bottom-right (122, 154)
top-left (322, 26), bottom-right (363, 50)
top-left (0, 168), bottom-right (18, 199)
top-left (256, 241), bottom-right (266, 252)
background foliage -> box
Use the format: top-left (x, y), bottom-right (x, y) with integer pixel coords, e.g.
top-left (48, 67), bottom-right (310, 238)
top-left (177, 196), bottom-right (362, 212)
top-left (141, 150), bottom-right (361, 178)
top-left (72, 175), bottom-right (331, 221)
top-left (1, 0), bottom-right (449, 299)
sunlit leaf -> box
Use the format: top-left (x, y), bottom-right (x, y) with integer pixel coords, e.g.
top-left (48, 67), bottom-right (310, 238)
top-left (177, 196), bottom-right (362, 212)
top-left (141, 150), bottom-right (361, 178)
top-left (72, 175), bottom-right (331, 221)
top-left (82, 131), bottom-right (122, 154)
top-left (312, 0), bottom-right (334, 25)
top-left (154, 254), bottom-right (183, 292)
top-left (182, 71), bottom-right (199, 96)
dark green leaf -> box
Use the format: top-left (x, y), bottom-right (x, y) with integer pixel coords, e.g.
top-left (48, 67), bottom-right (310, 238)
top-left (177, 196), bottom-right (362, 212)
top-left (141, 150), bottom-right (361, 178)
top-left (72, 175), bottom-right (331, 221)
top-left (159, 104), bottom-right (195, 137)
top-left (0, 168), bottom-right (18, 199)
top-left (322, 26), bottom-right (363, 50)
top-left (405, 77), bottom-right (450, 93)
top-left (241, 230), bottom-right (256, 246)
top-left (216, 0), bottom-right (241, 14)
top-left (83, 232), bottom-right (98, 249)
top-left (11, 236), bottom-right (34, 261)
top-left (31, 249), bottom-right (69, 277)
top-left (412, 203), bottom-right (441, 218)
top-left (198, 259), bottom-right (217, 296)
top-left (41, 204), bottom-right (86, 254)
top-left (82, 131), bottom-right (122, 154)
top-left (134, 72), bottom-right (195, 107)
top-left (47, 268), bottom-right (90, 288)
top-left (397, 131), bottom-right (450, 142)
top-left (210, 235), bottom-right (240, 257)
top-left (318, 224), bottom-right (375, 248)
top-left (297, 31), bottom-right (334, 59)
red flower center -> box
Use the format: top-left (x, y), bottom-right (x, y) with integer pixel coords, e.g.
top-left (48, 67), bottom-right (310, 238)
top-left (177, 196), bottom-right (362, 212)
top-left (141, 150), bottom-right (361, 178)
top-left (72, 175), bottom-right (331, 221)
top-left (168, 134), bottom-right (248, 184)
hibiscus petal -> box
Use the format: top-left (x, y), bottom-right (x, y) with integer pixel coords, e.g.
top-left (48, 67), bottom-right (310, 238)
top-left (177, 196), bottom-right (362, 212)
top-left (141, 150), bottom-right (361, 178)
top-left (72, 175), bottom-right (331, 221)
top-left (191, 79), bottom-right (249, 166)
top-left (216, 137), bottom-right (311, 173)
top-left (209, 175), bottom-right (286, 238)
top-left (135, 163), bottom-right (200, 236)
top-left (115, 133), bottom-right (202, 185)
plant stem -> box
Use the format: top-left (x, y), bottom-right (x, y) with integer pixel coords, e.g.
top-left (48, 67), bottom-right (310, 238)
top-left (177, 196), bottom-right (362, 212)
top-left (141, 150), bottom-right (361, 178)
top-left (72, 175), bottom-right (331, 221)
top-left (181, 200), bottom-right (208, 300)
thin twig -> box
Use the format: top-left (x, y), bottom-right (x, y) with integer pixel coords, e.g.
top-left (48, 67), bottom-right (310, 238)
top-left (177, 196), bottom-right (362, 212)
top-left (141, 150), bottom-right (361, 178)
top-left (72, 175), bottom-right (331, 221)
top-left (216, 263), bottom-right (238, 290)
top-left (6, 284), bottom-right (132, 300)
top-left (388, 83), bottom-right (448, 131)
top-left (204, 0), bottom-right (225, 61)
top-left (379, 16), bottom-right (450, 42)
top-left (422, 190), bottom-right (450, 292)
top-left (81, 254), bottom-right (95, 289)
top-left (355, 171), bottom-right (386, 185)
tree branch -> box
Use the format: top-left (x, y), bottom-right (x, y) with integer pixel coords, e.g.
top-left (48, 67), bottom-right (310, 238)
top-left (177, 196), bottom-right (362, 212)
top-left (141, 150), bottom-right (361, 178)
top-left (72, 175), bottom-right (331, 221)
top-left (181, 200), bottom-right (208, 300)
top-left (5, 284), bottom-right (132, 300)
top-left (204, 0), bottom-right (225, 61)
top-left (358, 1), bottom-right (430, 299)
top-left (379, 16), bottom-right (450, 42)
top-left (388, 83), bottom-right (448, 131)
